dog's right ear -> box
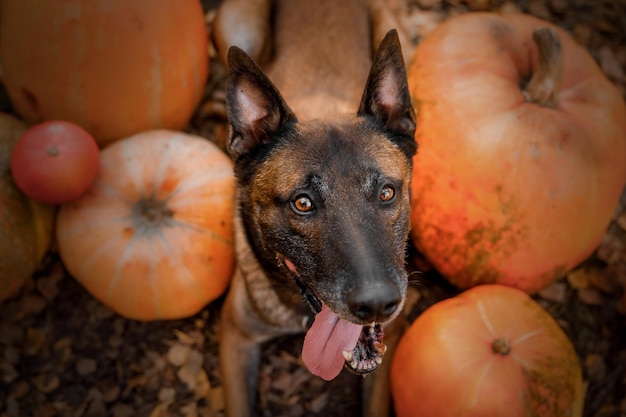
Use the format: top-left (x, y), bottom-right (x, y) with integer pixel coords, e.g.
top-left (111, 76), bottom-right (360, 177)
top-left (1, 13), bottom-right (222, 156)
top-left (358, 30), bottom-right (416, 159)
top-left (226, 46), bottom-right (297, 161)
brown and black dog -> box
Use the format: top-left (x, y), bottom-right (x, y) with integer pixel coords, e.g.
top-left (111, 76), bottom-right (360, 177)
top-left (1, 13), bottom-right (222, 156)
top-left (212, 0), bottom-right (417, 415)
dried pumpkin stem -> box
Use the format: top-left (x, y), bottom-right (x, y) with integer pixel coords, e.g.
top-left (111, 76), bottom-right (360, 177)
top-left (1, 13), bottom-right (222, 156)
top-left (492, 338), bottom-right (511, 356)
top-left (47, 146), bottom-right (59, 156)
top-left (522, 27), bottom-right (563, 108)
top-left (133, 197), bottom-right (175, 231)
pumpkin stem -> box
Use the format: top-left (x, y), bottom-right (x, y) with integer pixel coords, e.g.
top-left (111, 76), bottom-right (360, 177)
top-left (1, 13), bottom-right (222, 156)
top-left (133, 197), bottom-right (174, 231)
top-left (47, 146), bottom-right (59, 157)
top-left (492, 338), bottom-right (511, 356)
top-left (522, 27), bottom-right (563, 108)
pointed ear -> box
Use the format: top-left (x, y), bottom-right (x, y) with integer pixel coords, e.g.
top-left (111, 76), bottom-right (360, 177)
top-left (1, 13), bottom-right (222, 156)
top-left (358, 30), bottom-right (417, 157)
top-left (226, 46), bottom-right (297, 161)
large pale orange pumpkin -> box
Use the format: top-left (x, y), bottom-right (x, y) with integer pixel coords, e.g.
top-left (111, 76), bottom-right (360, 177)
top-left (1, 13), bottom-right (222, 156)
top-left (390, 285), bottom-right (584, 417)
top-left (56, 130), bottom-right (236, 320)
top-left (408, 13), bottom-right (626, 293)
top-left (0, 113), bottom-right (55, 302)
top-left (0, 0), bottom-right (208, 147)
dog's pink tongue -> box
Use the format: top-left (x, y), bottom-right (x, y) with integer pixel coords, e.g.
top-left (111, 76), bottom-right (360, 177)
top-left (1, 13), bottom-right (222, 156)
top-left (302, 305), bottom-right (362, 381)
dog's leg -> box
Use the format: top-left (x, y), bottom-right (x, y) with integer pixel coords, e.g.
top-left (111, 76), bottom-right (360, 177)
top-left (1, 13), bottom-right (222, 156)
top-left (219, 269), bottom-right (269, 417)
top-left (220, 328), bottom-right (261, 417)
top-left (212, 0), bottom-right (272, 67)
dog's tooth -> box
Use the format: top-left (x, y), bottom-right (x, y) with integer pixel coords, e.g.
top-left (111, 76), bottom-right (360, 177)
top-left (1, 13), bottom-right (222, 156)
top-left (375, 356), bottom-right (383, 365)
top-left (368, 325), bottom-right (375, 335)
top-left (374, 342), bottom-right (388, 355)
top-left (350, 359), bottom-right (358, 369)
top-left (342, 350), bottom-right (353, 362)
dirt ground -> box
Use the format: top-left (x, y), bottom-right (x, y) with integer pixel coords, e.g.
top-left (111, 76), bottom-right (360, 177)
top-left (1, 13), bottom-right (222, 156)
top-left (1, 0), bottom-right (626, 416)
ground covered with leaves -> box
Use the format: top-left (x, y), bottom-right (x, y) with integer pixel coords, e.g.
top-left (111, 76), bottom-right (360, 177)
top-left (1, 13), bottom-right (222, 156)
top-left (1, 0), bottom-right (626, 416)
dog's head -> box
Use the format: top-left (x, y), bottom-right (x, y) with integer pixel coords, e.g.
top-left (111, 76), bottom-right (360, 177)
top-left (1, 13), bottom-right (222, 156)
top-left (225, 30), bottom-right (417, 379)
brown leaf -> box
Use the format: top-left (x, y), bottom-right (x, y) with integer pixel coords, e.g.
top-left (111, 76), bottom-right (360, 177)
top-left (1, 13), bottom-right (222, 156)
top-left (192, 369), bottom-right (211, 400)
top-left (1, 362), bottom-right (19, 384)
top-left (577, 287), bottom-right (604, 306)
top-left (177, 366), bottom-right (197, 391)
top-left (166, 343), bottom-right (190, 367)
top-left (596, 232), bottom-right (624, 264)
top-left (567, 268), bottom-right (590, 289)
top-left (18, 294), bottom-right (47, 318)
top-left (538, 280), bottom-right (568, 303)
top-left (180, 402), bottom-right (199, 417)
top-left (174, 330), bottom-right (196, 345)
top-left (149, 403), bottom-right (169, 417)
top-left (588, 268), bottom-right (620, 294)
top-left (32, 373), bottom-right (60, 394)
top-left (0, 322), bottom-right (24, 345)
top-left (9, 380), bottom-right (30, 399)
top-left (111, 404), bottom-right (135, 417)
top-left (3, 345), bottom-right (21, 365)
top-left (157, 387), bottom-right (176, 405)
top-left (271, 372), bottom-right (294, 392)
top-left (102, 384), bottom-right (121, 403)
top-left (76, 358), bottom-right (98, 376)
top-left (307, 392), bottom-right (329, 413)
top-left (84, 388), bottom-right (107, 417)
top-left (24, 327), bottom-right (47, 356)
top-left (585, 353), bottom-right (607, 382)
top-left (33, 403), bottom-right (58, 417)
top-left (207, 386), bottom-right (225, 412)
top-left (35, 263), bottom-right (64, 301)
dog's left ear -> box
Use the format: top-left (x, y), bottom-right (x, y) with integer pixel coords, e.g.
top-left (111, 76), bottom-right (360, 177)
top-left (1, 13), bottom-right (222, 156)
top-left (358, 30), bottom-right (417, 158)
top-left (225, 46), bottom-right (297, 162)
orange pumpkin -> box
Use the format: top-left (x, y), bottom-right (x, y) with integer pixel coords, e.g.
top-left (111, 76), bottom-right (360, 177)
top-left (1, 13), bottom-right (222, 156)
top-left (408, 13), bottom-right (626, 293)
top-left (390, 284), bottom-right (584, 417)
top-left (0, 0), bottom-right (208, 147)
top-left (56, 130), bottom-right (236, 320)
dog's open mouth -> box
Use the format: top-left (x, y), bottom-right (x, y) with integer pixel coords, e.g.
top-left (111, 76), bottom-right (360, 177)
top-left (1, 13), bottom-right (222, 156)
top-left (284, 258), bottom-right (388, 381)
top-left (301, 304), bottom-right (387, 381)
top-left (343, 322), bottom-right (386, 374)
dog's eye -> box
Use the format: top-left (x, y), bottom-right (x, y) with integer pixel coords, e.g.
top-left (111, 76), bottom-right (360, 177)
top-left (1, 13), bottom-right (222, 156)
top-left (379, 185), bottom-right (395, 203)
top-left (292, 195), bottom-right (314, 214)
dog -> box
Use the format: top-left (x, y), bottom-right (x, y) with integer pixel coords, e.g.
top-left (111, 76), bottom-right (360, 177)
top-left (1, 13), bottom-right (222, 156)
top-left (211, 0), bottom-right (417, 415)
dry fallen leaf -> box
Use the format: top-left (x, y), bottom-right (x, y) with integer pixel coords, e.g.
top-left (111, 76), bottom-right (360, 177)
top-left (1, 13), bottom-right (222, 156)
top-left (111, 403), bottom-right (135, 417)
top-left (76, 357), bottom-right (98, 376)
top-left (166, 343), bottom-right (191, 367)
top-left (577, 287), bottom-right (604, 306)
top-left (32, 373), bottom-right (60, 394)
top-left (538, 280), bottom-right (569, 303)
top-left (567, 268), bottom-right (590, 289)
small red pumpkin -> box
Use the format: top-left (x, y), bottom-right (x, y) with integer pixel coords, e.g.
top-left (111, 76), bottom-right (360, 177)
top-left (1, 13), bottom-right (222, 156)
top-left (407, 13), bottom-right (626, 293)
top-left (390, 285), bottom-right (584, 417)
top-left (56, 130), bottom-right (236, 320)
top-left (11, 121), bottom-right (100, 205)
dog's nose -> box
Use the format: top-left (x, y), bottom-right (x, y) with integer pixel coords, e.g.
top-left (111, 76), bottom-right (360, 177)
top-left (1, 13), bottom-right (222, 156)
top-left (348, 284), bottom-right (401, 322)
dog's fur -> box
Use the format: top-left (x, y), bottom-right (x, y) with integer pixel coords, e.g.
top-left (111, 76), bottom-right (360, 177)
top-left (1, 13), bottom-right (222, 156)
top-left (212, 0), bottom-right (417, 415)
